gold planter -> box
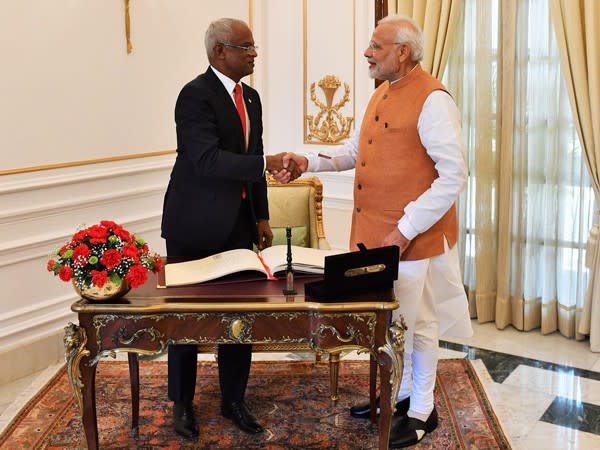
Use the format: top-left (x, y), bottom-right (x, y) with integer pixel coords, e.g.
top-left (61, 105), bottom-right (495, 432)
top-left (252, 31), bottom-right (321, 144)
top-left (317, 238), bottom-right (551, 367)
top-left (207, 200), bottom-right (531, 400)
top-left (73, 279), bottom-right (131, 302)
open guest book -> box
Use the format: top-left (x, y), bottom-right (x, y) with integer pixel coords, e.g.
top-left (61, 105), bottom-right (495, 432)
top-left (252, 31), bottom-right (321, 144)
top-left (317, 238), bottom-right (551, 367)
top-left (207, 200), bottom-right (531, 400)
top-left (164, 245), bottom-right (343, 287)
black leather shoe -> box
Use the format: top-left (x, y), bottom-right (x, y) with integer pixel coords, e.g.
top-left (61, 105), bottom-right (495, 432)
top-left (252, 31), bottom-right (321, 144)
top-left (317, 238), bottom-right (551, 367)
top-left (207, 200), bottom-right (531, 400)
top-left (349, 396), bottom-right (410, 419)
top-left (389, 407), bottom-right (438, 448)
top-left (221, 401), bottom-right (264, 434)
top-left (173, 401), bottom-right (199, 439)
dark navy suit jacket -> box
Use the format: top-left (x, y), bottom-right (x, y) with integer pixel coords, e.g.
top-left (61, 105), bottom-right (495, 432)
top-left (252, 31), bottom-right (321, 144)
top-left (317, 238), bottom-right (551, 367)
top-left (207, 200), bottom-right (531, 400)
top-left (161, 67), bottom-right (269, 248)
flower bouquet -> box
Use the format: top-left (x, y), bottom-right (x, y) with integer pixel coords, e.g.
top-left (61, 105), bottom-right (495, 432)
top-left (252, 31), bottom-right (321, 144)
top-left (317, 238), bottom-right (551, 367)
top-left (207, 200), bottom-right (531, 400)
top-left (47, 220), bottom-right (162, 300)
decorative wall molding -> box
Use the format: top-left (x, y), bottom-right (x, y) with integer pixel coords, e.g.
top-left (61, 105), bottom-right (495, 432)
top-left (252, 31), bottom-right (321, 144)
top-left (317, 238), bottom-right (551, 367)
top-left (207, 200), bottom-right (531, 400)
top-left (0, 157), bottom-right (169, 358)
top-left (303, 0), bottom-right (356, 145)
top-left (0, 154), bottom-right (174, 195)
top-left (0, 150), bottom-right (175, 177)
top-left (0, 213), bottom-right (163, 267)
top-left (0, 292), bottom-right (75, 343)
top-left (0, 185), bottom-right (166, 225)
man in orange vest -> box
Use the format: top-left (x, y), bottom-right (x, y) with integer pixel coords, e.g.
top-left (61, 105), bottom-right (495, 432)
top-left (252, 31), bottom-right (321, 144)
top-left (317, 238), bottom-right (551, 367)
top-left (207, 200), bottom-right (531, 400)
top-left (275, 15), bottom-right (473, 448)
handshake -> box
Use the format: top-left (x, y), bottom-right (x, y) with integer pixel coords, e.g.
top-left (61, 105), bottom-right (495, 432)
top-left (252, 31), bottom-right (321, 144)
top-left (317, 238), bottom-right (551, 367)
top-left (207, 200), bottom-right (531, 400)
top-left (265, 152), bottom-right (308, 183)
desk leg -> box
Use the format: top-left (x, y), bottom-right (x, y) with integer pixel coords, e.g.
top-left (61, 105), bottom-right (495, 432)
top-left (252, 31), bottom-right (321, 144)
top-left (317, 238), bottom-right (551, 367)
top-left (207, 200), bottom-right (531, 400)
top-left (64, 323), bottom-right (99, 450)
top-left (328, 352), bottom-right (340, 402)
top-left (377, 318), bottom-right (406, 450)
top-left (378, 360), bottom-right (393, 450)
top-left (128, 353), bottom-right (140, 433)
top-left (81, 361), bottom-right (99, 449)
top-left (369, 356), bottom-right (378, 423)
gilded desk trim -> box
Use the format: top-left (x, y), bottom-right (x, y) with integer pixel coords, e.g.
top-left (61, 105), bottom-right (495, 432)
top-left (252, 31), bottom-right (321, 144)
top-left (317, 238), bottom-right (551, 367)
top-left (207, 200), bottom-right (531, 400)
top-left (85, 311), bottom-right (378, 365)
top-left (65, 295), bottom-right (402, 450)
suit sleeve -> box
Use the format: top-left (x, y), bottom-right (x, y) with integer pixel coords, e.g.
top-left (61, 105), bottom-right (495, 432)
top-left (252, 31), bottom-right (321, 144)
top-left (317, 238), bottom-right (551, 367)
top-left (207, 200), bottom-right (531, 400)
top-left (175, 84), bottom-right (265, 182)
top-left (249, 94), bottom-right (269, 221)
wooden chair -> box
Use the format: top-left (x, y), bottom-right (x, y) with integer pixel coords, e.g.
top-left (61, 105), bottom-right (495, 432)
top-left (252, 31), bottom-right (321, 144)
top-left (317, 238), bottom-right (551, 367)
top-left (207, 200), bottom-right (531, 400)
top-left (128, 177), bottom-right (341, 431)
top-left (196, 175), bottom-right (343, 401)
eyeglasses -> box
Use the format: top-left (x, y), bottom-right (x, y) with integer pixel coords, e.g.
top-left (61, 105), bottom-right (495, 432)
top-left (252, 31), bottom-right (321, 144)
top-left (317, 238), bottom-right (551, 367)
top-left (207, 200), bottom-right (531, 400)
top-left (219, 42), bottom-right (258, 52)
top-left (368, 41), bottom-right (403, 53)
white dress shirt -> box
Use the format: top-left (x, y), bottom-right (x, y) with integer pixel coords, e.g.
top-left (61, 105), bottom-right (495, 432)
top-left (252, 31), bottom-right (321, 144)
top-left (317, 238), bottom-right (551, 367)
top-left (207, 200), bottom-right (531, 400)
top-left (306, 90), bottom-right (466, 241)
top-left (210, 66), bottom-right (265, 171)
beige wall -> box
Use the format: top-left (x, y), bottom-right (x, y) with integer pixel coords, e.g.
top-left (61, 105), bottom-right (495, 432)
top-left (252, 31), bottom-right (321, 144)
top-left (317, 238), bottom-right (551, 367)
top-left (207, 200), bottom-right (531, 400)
top-left (0, 0), bottom-right (249, 170)
top-left (0, 0), bottom-right (371, 382)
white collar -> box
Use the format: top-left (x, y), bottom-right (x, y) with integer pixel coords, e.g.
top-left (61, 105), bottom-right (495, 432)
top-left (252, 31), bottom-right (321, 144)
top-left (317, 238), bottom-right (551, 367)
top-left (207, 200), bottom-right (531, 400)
top-left (210, 66), bottom-right (240, 98)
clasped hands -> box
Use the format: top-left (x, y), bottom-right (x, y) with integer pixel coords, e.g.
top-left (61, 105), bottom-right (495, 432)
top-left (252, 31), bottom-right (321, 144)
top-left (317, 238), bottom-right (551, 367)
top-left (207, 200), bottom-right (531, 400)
top-left (265, 153), bottom-right (308, 183)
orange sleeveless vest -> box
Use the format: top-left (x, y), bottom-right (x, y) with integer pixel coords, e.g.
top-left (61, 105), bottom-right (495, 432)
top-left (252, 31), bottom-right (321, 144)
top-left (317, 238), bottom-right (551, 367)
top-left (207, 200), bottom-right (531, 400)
top-left (349, 65), bottom-right (458, 260)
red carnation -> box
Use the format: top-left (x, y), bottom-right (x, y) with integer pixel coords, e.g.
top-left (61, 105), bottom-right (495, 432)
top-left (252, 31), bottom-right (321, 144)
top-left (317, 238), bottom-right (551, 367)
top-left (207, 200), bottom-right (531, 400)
top-left (100, 249), bottom-right (122, 270)
top-left (100, 220), bottom-right (118, 229)
top-left (58, 266), bottom-right (73, 282)
top-left (72, 230), bottom-right (87, 242)
top-left (113, 227), bottom-right (131, 241)
top-left (122, 243), bottom-right (140, 261)
top-left (152, 256), bottom-right (163, 273)
top-left (87, 225), bottom-right (109, 244)
top-left (72, 244), bottom-right (91, 263)
top-left (47, 260), bottom-right (56, 272)
top-left (90, 270), bottom-right (108, 288)
top-left (125, 264), bottom-right (148, 288)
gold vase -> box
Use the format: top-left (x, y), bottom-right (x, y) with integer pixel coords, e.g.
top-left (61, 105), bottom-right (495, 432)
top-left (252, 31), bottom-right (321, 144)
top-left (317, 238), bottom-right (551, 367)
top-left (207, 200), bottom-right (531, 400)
top-left (73, 279), bottom-right (131, 301)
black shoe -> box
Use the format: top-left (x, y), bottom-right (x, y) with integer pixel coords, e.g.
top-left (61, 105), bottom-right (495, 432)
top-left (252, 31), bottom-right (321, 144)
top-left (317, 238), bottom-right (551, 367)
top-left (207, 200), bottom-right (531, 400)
top-left (173, 401), bottom-right (199, 439)
top-left (349, 396), bottom-right (410, 419)
top-left (221, 401), bottom-right (264, 434)
top-left (389, 407), bottom-right (438, 448)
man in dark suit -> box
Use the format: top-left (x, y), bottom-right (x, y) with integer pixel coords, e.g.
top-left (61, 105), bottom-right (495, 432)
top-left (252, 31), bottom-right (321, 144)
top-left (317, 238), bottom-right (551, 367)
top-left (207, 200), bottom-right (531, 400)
top-left (161, 17), bottom-right (298, 439)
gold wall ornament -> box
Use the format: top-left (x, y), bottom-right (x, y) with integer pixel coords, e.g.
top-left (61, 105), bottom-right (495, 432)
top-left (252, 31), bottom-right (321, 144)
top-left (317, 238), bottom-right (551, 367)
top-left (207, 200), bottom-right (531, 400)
top-left (305, 75), bottom-right (354, 144)
top-left (64, 323), bottom-right (90, 415)
top-left (124, 0), bottom-right (133, 54)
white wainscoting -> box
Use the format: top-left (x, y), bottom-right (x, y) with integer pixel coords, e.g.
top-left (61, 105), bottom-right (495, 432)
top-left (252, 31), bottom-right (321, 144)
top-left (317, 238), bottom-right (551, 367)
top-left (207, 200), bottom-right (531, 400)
top-left (0, 155), bottom-right (173, 383)
top-left (0, 156), bottom-right (356, 383)
top-left (0, 0), bottom-right (371, 383)
top-left (312, 172), bottom-right (354, 251)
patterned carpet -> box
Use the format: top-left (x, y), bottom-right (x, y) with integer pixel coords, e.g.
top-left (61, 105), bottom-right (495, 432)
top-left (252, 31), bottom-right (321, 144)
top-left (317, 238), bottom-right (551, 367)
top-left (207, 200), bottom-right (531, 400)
top-left (0, 359), bottom-right (511, 449)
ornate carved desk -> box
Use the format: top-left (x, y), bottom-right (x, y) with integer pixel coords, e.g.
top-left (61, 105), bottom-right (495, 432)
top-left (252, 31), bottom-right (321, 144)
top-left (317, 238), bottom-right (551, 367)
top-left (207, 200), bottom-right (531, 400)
top-left (65, 274), bottom-right (404, 450)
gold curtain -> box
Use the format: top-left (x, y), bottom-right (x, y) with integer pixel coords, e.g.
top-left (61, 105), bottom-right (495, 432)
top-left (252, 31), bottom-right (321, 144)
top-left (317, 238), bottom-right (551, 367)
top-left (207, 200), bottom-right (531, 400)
top-left (551, 0), bottom-right (600, 350)
top-left (447, 0), bottom-right (593, 342)
top-left (388, 0), bottom-right (463, 79)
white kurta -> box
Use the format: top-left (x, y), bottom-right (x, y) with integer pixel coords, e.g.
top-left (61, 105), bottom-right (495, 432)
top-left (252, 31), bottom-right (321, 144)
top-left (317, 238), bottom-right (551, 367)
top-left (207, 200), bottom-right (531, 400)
top-left (306, 90), bottom-right (473, 338)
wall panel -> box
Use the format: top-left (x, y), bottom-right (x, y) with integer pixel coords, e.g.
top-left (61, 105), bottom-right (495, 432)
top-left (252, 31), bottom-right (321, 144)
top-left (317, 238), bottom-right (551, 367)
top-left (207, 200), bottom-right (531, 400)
top-left (0, 0), bottom-right (248, 170)
top-left (0, 0), bottom-right (372, 382)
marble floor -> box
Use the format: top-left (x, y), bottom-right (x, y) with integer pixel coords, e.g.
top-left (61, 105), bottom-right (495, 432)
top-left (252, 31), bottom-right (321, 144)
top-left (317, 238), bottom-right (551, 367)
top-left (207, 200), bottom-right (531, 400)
top-left (2, 320), bottom-right (600, 449)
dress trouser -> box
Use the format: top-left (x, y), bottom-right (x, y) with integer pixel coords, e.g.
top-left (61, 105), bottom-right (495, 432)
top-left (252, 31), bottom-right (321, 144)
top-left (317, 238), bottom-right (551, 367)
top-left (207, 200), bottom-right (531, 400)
top-left (393, 240), bottom-right (471, 417)
top-left (166, 200), bottom-right (254, 404)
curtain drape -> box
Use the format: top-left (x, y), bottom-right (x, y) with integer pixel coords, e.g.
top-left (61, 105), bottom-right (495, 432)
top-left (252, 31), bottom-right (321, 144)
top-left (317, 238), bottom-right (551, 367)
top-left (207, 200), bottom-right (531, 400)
top-left (388, 0), bottom-right (463, 79)
top-left (551, 0), bottom-right (600, 350)
top-left (446, 0), bottom-right (593, 342)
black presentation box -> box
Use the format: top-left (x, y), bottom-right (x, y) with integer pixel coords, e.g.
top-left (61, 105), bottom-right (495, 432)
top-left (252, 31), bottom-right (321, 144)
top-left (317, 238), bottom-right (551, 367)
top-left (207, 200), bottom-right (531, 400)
top-left (304, 244), bottom-right (399, 301)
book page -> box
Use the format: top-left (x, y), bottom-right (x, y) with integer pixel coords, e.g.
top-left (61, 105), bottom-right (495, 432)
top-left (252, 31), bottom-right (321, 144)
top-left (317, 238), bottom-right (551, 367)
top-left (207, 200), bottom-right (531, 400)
top-left (164, 248), bottom-right (266, 286)
top-left (259, 245), bottom-right (343, 274)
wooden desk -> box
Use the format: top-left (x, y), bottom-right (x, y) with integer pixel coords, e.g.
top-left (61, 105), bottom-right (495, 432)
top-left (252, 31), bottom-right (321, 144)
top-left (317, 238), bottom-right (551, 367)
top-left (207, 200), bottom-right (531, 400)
top-left (65, 275), bottom-right (404, 450)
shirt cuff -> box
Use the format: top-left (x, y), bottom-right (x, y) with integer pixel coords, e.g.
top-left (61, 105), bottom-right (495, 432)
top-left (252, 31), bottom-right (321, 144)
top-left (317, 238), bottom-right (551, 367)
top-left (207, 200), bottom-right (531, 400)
top-left (398, 215), bottom-right (419, 241)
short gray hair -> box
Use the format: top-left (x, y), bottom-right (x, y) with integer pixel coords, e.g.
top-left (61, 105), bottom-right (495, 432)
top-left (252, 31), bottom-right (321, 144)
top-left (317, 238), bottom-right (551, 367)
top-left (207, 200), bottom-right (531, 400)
top-left (378, 14), bottom-right (424, 62)
top-left (205, 18), bottom-right (242, 60)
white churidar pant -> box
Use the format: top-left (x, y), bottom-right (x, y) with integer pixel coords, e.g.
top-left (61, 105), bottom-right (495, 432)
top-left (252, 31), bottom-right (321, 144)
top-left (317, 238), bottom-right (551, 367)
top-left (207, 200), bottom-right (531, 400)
top-left (394, 239), bottom-right (473, 417)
